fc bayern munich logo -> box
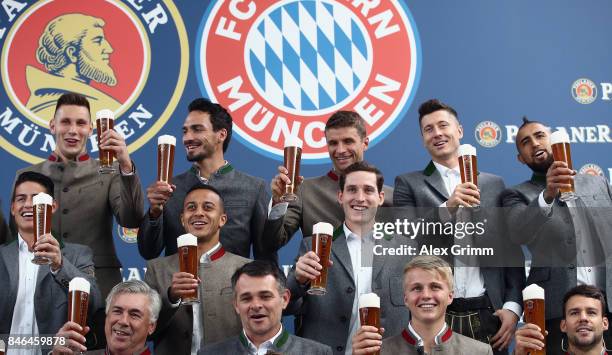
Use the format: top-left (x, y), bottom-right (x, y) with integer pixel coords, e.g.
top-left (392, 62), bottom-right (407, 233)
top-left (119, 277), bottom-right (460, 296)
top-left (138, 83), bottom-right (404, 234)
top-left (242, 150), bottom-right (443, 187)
top-left (474, 121), bottom-right (502, 148)
top-left (118, 226), bottom-right (138, 244)
top-left (579, 163), bottom-right (604, 177)
top-left (0, 0), bottom-right (189, 163)
top-left (571, 78), bottom-right (597, 104)
top-left (196, 0), bottom-right (421, 161)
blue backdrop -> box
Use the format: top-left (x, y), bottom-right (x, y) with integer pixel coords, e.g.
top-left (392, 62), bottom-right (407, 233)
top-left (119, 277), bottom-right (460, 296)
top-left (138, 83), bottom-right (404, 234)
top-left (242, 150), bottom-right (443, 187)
top-left (0, 0), bottom-right (611, 285)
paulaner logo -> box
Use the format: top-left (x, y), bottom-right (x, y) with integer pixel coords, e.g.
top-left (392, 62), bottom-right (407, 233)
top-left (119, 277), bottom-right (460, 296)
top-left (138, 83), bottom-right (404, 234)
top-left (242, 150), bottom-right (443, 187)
top-left (0, 0), bottom-right (189, 164)
top-left (196, 0), bottom-right (421, 162)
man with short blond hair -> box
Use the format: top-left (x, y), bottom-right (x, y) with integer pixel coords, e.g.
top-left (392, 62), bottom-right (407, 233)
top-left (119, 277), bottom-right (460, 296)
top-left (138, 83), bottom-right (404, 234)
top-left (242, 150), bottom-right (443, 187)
top-left (352, 255), bottom-right (493, 354)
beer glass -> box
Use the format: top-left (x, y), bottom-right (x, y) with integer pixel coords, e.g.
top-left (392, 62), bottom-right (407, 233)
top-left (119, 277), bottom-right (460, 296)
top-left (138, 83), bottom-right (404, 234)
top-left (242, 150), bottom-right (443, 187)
top-left (359, 293), bottom-right (381, 355)
top-left (308, 222), bottom-right (333, 295)
top-left (157, 135), bottom-right (176, 184)
top-left (32, 192), bottom-right (52, 265)
top-left (96, 109), bottom-right (115, 174)
top-left (550, 130), bottom-right (576, 202)
top-left (0, 339), bottom-right (5, 355)
top-left (523, 284), bottom-right (546, 355)
top-left (177, 234), bottom-right (199, 305)
top-left (68, 277), bottom-right (90, 333)
top-left (281, 136), bottom-right (303, 202)
top-left (458, 144), bottom-right (479, 207)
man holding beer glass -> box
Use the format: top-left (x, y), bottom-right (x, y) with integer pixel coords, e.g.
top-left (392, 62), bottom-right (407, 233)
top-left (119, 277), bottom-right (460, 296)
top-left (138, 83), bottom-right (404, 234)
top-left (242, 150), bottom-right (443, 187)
top-left (138, 98), bottom-right (271, 261)
top-left (352, 256), bottom-right (493, 354)
top-left (503, 117), bottom-right (612, 353)
top-left (0, 172), bottom-right (100, 351)
top-left (514, 285), bottom-right (609, 355)
top-left (200, 260), bottom-right (333, 354)
top-left (393, 99), bottom-right (525, 354)
top-left (13, 92), bottom-right (144, 298)
top-left (144, 185), bottom-right (250, 354)
top-left (265, 111), bottom-right (394, 252)
top-left (288, 162), bottom-right (409, 355)
top-left (52, 280), bottom-right (161, 355)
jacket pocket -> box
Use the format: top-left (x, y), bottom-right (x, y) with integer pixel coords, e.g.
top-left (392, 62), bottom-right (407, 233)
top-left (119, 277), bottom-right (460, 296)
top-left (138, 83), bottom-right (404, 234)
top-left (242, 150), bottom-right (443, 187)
top-left (389, 276), bottom-right (405, 306)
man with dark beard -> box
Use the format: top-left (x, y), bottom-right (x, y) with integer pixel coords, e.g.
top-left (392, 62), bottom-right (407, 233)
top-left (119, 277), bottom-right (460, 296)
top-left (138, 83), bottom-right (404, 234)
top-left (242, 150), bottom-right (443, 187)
top-left (137, 98), bottom-right (271, 261)
top-left (514, 285), bottom-right (609, 355)
top-left (502, 117), bottom-right (612, 353)
top-left (26, 14), bottom-right (121, 121)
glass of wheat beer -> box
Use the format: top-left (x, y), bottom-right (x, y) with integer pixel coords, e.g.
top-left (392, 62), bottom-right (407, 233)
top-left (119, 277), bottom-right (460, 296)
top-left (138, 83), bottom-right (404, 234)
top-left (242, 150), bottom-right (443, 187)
top-left (308, 222), bottom-right (333, 295)
top-left (360, 293), bottom-right (381, 355)
top-left (96, 109), bottom-right (116, 174)
top-left (281, 135), bottom-right (303, 202)
top-left (68, 277), bottom-right (90, 334)
top-left (523, 284), bottom-right (546, 355)
top-left (157, 135), bottom-right (176, 184)
top-left (550, 130), bottom-right (576, 202)
top-left (178, 234), bottom-right (199, 305)
top-left (32, 192), bottom-right (53, 265)
top-left (458, 144), bottom-right (479, 207)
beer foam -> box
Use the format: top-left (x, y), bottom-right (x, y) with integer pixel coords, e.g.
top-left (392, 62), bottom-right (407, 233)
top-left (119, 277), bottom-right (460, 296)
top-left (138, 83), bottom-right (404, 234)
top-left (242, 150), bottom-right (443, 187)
top-left (522, 284), bottom-right (544, 300)
top-left (177, 233), bottom-right (197, 247)
top-left (33, 192), bottom-right (52, 205)
top-left (158, 135), bottom-right (176, 146)
top-left (458, 144), bottom-right (477, 156)
top-left (312, 222), bottom-right (333, 236)
top-left (95, 109), bottom-right (115, 120)
top-left (69, 277), bottom-right (90, 293)
top-left (550, 130), bottom-right (570, 145)
top-left (284, 135), bottom-right (303, 148)
top-left (359, 293), bottom-right (380, 308)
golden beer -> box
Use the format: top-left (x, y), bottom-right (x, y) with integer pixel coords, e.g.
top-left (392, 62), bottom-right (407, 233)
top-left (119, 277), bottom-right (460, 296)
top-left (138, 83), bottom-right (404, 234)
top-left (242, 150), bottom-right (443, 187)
top-left (96, 109), bottom-right (116, 174)
top-left (308, 222), bottom-right (333, 295)
top-left (32, 192), bottom-right (52, 265)
top-left (68, 277), bottom-right (90, 335)
top-left (177, 234), bottom-right (199, 305)
top-left (550, 131), bottom-right (576, 201)
top-left (157, 135), bottom-right (176, 184)
top-left (458, 144), bottom-right (479, 207)
top-left (523, 284), bottom-right (546, 355)
top-left (359, 293), bottom-right (381, 355)
top-left (281, 136), bottom-right (303, 202)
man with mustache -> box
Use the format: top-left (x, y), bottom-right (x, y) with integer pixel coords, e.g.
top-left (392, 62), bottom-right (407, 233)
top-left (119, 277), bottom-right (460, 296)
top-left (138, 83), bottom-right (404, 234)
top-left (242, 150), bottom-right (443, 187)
top-left (287, 161), bottom-right (409, 355)
top-left (514, 285), bottom-right (609, 355)
top-left (502, 117), bottom-right (612, 353)
top-left (138, 98), bottom-right (271, 261)
top-left (1, 171), bottom-right (100, 355)
top-left (144, 184), bottom-right (250, 354)
top-left (393, 99), bottom-right (525, 354)
top-left (264, 111), bottom-right (393, 253)
top-left (199, 260), bottom-right (332, 354)
top-left (52, 279), bottom-right (160, 355)
top-left (26, 14), bottom-right (121, 121)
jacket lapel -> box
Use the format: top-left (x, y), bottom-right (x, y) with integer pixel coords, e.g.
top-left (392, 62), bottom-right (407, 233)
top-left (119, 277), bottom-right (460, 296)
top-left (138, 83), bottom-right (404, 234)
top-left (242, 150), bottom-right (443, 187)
top-left (2, 242), bottom-right (19, 307)
top-left (423, 161), bottom-right (449, 200)
top-left (331, 230), bottom-right (355, 284)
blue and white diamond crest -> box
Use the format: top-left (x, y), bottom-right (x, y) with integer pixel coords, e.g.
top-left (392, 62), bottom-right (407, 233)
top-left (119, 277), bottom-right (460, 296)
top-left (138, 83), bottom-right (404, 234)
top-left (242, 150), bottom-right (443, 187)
top-left (245, 0), bottom-right (372, 115)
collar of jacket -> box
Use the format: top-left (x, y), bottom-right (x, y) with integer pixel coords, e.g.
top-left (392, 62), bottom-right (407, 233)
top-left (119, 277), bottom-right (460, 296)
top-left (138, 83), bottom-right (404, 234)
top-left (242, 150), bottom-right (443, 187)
top-left (402, 324), bottom-right (452, 346)
top-left (530, 172), bottom-right (546, 185)
top-left (327, 170), bottom-right (339, 181)
top-left (189, 162), bottom-right (234, 176)
top-left (48, 152), bottom-right (90, 162)
top-left (208, 245), bottom-right (226, 262)
top-left (238, 328), bottom-right (289, 350)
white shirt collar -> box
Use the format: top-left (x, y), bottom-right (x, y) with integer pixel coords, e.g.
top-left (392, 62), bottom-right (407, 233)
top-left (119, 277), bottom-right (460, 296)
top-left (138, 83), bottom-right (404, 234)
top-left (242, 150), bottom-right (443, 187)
top-left (432, 160), bottom-right (459, 177)
top-left (17, 234), bottom-right (32, 254)
top-left (199, 242), bottom-right (222, 263)
top-left (244, 325), bottom-right (283, 354)
top-left (408, 321), bottom-right (449, 346)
